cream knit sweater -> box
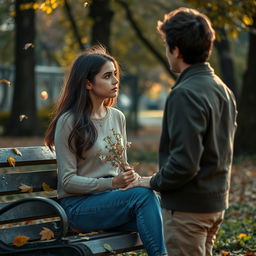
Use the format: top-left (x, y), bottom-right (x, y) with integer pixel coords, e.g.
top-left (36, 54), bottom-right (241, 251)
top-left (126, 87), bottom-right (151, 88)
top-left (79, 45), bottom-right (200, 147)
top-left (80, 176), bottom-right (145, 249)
top-left (54, 107), bottom-right (127, 199)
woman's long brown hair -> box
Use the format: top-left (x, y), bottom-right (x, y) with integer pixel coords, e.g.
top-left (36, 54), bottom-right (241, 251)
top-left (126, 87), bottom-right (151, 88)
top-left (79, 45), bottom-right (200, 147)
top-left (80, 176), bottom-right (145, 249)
top-left (44, 45), bottom-right (120, 159)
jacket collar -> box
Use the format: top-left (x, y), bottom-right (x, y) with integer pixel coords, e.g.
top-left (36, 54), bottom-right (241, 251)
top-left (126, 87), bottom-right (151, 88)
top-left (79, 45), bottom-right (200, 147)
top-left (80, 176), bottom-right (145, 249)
top-left (173, 62), bottom-right (214, 89)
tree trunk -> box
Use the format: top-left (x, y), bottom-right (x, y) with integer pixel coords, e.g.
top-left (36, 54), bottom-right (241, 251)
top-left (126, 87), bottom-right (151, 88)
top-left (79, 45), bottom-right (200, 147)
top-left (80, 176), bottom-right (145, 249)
top-left (5, 0), bottom-right (38, 136)
top-left (235, 18), bottom-right (256, 155)
top-left (214, 28), bottom-right (238, 99)
top-left (89, 0), bottom-right (114, 52)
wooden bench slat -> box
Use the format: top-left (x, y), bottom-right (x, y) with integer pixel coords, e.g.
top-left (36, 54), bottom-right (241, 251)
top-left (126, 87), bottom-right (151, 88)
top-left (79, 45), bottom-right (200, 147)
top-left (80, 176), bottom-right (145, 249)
top-left (0, 221), bottom-right (62, 244)
top-left (79, 232), bottom-right (143, 255)
top-left (0, 170), bottom-right (57, 195)
top-left (0, 198), bottom-right (58, 224)
top-left (0, 146), bottom-right (56, 167)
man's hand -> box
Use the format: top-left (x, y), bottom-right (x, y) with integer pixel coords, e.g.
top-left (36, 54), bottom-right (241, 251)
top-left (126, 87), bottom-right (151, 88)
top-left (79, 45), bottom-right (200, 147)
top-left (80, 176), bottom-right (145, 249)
top-left (121, 176), bottom-right (152, 190)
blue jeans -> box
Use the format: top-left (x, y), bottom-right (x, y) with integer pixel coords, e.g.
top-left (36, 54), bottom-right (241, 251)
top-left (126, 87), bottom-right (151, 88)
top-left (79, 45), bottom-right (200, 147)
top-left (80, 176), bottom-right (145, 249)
top-left (60, 187), bottom-right (167, 256)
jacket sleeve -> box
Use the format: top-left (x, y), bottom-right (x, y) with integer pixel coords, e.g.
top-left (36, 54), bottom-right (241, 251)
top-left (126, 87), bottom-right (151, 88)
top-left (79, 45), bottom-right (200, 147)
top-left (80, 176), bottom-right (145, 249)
top-left (150, 88), bottom-right (207, 191)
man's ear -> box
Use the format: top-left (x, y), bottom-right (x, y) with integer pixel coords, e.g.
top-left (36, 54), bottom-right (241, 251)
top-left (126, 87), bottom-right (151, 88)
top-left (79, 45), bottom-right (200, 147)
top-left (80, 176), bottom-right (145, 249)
top-left (86, 80), bottom-right (92, 90)
top-left (173, 46), bottom-right (181, 58)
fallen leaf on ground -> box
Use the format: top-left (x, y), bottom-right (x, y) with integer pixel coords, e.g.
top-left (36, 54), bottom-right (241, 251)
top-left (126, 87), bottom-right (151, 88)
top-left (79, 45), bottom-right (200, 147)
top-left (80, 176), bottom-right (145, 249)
top-left (7, 157), bottom-right (16, 167)
top-left (39, 227), bottom-right (54, 241)
top-left (12, 236), bottom-right (29, 247)
top-left (19, 183), bottom-right (33, 193)
top-left (12, 148), bottom-right (22, 156)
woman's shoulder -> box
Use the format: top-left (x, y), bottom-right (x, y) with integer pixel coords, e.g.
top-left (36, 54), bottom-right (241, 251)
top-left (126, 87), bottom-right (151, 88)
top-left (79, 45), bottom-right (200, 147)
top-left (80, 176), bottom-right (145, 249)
top-left (108, 107), bottom-right (125, 120)
top-left (57, 111), bottom-right (74, 128)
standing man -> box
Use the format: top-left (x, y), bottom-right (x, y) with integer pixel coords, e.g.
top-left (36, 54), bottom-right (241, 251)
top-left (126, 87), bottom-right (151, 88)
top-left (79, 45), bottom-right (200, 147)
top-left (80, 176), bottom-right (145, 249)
top-left (124, 7), bottom-right (237, 256)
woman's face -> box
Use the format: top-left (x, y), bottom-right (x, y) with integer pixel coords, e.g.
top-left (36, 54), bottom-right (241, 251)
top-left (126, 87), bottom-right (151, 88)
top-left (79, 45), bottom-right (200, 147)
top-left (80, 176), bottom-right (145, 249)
top-left (87, 60), bottom-right (119, 100)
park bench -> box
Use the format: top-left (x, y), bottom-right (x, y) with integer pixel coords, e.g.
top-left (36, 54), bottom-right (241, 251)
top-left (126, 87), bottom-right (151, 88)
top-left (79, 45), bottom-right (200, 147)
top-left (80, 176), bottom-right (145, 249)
top-left (0, 146), bottom-right (144, 256)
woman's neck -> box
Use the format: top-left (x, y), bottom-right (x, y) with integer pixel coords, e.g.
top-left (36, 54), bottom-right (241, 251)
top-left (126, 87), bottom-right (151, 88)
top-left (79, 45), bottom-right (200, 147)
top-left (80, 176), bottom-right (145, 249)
top-left (91, 102), bottom-right (107, 119)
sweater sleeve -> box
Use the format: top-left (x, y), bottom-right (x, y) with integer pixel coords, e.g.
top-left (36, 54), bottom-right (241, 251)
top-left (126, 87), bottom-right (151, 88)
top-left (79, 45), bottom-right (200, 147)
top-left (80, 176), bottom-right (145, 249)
top-left (150, 88), bottom-right (207, 191)
top-left (55, 114), bottom-right (113, 195)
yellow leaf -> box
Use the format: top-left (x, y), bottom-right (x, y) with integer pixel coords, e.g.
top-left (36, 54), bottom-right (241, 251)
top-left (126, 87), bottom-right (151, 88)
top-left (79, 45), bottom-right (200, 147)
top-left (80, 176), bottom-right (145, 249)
top-left (42, 182), bottom-right (54, 192)
top-left (237, 233), bottom-right (248, 238)
top-left (104, 243), bottom-right (115, 253)
top-left (12, 148), bottom-right (22, 156)
top-left (19, 114), bottom-right (28, 122)
top-left (19, 183), bottom-right (33, 193)
top-left (78, 233), bottom-right (90, 240)
top-left (81, 236), bottom-right (90, 240)
top-left (12, 235), bottom-right (29, 247)
top-left (243, 15), bottom-right (254, 26)
top-left (7, 157), bottom-right (16, 167)
top-left (0, 79), bottom-right (11, 87)
top-left (23, 43), bottom-right (35, 50)
top-left (39, 227), bottom-right (54, 241)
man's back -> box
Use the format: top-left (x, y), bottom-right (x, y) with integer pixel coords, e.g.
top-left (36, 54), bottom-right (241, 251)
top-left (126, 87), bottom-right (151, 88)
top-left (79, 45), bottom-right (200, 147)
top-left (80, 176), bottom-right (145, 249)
top-left (152, 63), bottom-right (237, 212)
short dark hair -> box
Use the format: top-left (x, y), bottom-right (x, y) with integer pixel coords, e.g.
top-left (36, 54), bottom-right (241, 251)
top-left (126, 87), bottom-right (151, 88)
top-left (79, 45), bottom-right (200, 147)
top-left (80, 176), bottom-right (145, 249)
top-left (157, 8), bottom-right (215, 64)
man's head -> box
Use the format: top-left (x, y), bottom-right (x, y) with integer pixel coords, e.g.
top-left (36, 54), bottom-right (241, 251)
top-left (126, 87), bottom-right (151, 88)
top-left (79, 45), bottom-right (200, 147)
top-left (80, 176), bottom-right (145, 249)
top-left (157, 8), bottom-right (215, 72)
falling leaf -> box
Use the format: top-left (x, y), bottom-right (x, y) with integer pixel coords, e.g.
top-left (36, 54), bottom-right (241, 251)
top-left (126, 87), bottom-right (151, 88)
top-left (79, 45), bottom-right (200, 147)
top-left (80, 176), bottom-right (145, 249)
top-left (12, 148), bottom-right (22, 156)
top-left (243, 15), bottom-right (253, 26)
top-left (42, 182), bottom-right (54, 192)
top-left (0, 79), bottom-right (11, 87)
top-left (83, 2), bottom-right (88, 7)
top-left (19, 114), bottom-right (28, 122)
top-left (39, 227), bottom-right (54, 241)
top-left (40, 91), bottom-right (48, 100)
top-left (7, 157), bottom-right (16, 167)
top-left (23, 43), bottom-right (34, 50)
top-left (19, 183), bottom-right (33, 193)
top-left (12, 236), bottom-right (29, 247)
top-left (103, 243), bottom-right (115, 253)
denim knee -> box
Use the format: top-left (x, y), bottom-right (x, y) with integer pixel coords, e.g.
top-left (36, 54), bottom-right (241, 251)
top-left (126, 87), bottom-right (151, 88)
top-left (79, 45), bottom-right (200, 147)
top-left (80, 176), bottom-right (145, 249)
top-left (128, 188), bottom-right (160, 207)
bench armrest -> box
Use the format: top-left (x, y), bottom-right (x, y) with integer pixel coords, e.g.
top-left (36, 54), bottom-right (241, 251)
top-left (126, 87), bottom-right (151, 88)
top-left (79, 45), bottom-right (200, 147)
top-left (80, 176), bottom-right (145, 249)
top-left (0, 196), bottom-right (69, 251)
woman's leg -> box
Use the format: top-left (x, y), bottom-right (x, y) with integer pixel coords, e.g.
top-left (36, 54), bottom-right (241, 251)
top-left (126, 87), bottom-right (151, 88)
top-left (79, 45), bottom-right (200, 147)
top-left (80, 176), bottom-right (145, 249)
top-left (60, 187), bottom-right (167, 256)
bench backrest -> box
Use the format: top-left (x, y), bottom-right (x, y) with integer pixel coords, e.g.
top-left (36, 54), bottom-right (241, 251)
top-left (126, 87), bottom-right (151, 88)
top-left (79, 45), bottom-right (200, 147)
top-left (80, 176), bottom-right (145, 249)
top-left (0, 146), bottom-right (62, 244)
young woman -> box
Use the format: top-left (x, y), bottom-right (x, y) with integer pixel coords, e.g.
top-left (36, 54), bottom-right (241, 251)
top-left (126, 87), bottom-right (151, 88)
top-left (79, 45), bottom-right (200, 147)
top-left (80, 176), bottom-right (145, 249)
top-left (44, 45), bottom-right (167, 256)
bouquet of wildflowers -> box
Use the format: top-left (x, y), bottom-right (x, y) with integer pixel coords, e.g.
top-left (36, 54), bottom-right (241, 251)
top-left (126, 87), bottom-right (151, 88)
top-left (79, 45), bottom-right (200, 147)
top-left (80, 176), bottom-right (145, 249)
top-left (97, 128), bottom-right (132, 172)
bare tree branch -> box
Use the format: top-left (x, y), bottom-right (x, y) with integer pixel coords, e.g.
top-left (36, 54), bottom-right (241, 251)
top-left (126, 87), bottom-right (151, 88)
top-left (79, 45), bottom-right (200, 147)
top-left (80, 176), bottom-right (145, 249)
top-left (116, 0), bottom-right (177, 80)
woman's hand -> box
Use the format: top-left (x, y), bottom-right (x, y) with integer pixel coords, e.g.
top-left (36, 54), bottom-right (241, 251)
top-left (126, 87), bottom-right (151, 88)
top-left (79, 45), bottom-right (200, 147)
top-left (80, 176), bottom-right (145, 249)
top-left (112, 168), bottom-right (139, 189)
top-left (121, 176), bottom-right (152, 190)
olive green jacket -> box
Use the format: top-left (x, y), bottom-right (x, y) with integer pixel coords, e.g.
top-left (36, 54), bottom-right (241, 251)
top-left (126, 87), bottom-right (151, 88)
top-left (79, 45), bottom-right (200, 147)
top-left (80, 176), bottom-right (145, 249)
top-left (150, 63), bottom-right (237, 212)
